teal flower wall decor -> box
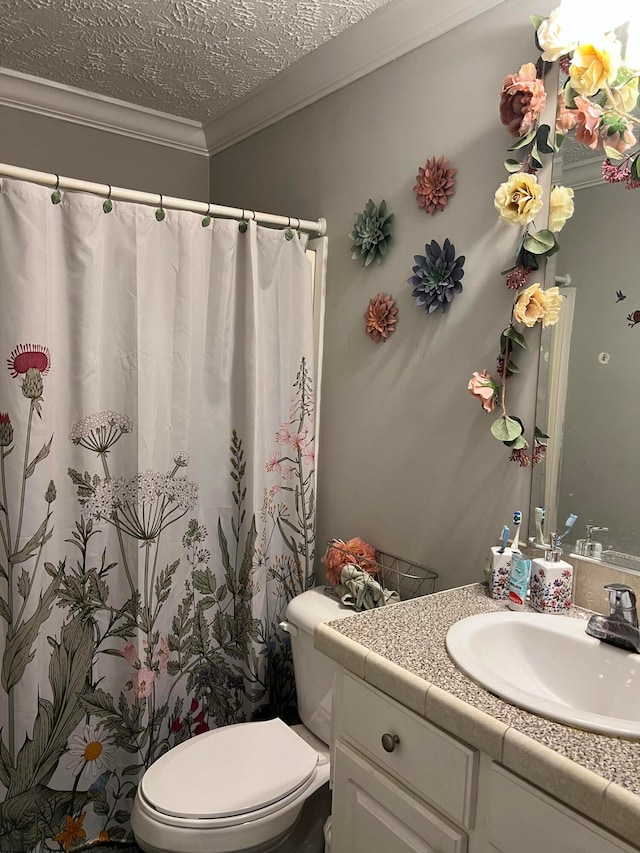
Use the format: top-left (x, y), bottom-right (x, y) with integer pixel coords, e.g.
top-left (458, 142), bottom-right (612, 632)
top-left (349, 199), bottom-right (394, 268)
top-left (408, 238), bottom-right (465, 314)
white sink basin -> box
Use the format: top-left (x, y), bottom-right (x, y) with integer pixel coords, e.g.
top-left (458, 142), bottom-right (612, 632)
top-left (445, 611), bottom-right (640, 738)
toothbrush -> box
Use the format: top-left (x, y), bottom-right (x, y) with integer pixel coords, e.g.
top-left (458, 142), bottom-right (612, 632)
top-left (534, 507), bottom-right (545, 546)
top-left (557, 513), bottom-right (578, 543)
top-left (511, 511), bottom-right (522, 553)
top-left (498, 524), bottom-right (510, 554)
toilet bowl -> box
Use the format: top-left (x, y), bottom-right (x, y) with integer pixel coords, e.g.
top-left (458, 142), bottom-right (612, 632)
top-left (132, 587), bottom-right (351, 853)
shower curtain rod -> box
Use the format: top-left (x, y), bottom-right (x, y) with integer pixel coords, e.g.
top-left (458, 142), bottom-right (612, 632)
top-left (0, 163), bottom-right (327, 236)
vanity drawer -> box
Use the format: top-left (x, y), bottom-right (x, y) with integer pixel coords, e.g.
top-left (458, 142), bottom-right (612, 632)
top-left (489, 765), bottom-right (639, 853)
top-left (338, 673), bottom-right (477, 827)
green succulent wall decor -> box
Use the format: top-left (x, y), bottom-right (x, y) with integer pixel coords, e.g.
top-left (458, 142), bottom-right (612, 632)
top-left (349, 199), bottom-right (394, 268)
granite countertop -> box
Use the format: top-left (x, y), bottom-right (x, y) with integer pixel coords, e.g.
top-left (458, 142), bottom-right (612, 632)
top-left (314, 583), bottom-right (640, 848)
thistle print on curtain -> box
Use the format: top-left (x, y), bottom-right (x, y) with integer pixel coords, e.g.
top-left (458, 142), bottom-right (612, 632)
top-left (0, 179), bottom-right (316, 850)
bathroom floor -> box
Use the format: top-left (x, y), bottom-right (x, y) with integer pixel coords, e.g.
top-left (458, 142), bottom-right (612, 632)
top-left (272, 784), bottom-right (331, 853)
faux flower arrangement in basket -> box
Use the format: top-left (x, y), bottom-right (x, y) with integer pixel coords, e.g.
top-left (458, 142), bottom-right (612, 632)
top-left (322, 538), bottom-right (437, 611)
top-left (469, 6), bottom-right (640, 465)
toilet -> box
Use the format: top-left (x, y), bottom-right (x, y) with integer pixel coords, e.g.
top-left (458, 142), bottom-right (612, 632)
top-left (131, 587), bottom-right (351, 853)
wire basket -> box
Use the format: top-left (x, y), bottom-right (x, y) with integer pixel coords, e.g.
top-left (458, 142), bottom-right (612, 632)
top-left (325, 540), bottom-right (438, 601)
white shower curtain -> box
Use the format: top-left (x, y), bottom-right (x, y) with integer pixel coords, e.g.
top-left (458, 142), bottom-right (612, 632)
top-left (0, 178), bottom-right (316, 850)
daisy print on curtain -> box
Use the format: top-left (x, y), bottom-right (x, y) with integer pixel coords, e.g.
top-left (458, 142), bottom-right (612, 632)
top-left (0, 345), bottom-right (315, 850)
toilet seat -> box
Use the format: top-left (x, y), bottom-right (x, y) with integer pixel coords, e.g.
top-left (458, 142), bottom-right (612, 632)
top-left (139, 718), bottom-right (320, 824)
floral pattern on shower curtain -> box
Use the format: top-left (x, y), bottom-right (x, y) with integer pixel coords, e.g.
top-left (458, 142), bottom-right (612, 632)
top-left (0, 179), bottom-right (316, 850)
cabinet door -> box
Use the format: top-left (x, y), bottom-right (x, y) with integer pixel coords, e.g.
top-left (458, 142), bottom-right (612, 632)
top-left (331, 741), bottom-right (467, 853)
top-left (489, 766), bottom-right (639, 853)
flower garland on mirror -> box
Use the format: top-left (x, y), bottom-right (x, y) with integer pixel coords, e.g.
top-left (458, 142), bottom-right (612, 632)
top-left (471, 6), bottom-right (639, 465)
top-left (349, 199), bottom-right (394, 267)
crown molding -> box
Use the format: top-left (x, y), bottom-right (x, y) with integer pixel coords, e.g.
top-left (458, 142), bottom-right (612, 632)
top-left (563, 158), bottom-right (604, 190)
top-left (0, 68), bottom-right (208, 156)
top-left (204, 0), bottom-right (506, 155)
top-left (0, 0), bottom-right (504, 159)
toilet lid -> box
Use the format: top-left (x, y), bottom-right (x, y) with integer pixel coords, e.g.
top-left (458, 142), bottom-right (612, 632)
top-left (140, 718), bottom-right (319, 819)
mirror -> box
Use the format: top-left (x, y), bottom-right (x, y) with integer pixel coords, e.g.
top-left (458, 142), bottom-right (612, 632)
top-left (531, 14), bottom-right (640, 565)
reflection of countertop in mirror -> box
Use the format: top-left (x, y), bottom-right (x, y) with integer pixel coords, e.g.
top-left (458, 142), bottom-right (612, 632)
top-left (315, 584), bottom-right (640, 848)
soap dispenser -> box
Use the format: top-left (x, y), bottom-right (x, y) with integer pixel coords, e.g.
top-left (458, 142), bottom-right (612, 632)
top-left (575, 524), bottom-right (608, 559)
top-left (530, 533), bottom-right (573, 614)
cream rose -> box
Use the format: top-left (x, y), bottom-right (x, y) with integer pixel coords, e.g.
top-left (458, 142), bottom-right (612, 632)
top-left (610, 76), bottom-right (640, 113)
top-left (541, 287), bottom-right (562, 328)
top-left (513, 283), bottom-right (546, 327)
top-left (513, 284), bottom-right (562, 328)
top-left (549, 185), bottom-right (574, 233)
top-left (494, 173), bottom-right (544, 226)
top-left (569, 36), bottom-right (621, 97)
top-left (537, 8), bottom-right (579, 62)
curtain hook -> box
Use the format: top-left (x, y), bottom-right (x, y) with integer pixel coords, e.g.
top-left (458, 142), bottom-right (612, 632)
top-left (155, 193), bottom-right (165, 221)
top-left (51, 174), bottom-right (62, 205)
top-left (103, 184), bottom-right (113, 213)
top-left (239, 208), bottom-right (248, 232)
top-left (285, 215), bottom-right (294, 241)
top-left (294, 216), bottom-right (302, 239)
top-left (202, 202), bottom-right (212, 227)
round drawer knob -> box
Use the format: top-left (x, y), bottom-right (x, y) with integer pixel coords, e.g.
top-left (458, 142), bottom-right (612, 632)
top-left (381, 733), bottom-right (400, 753)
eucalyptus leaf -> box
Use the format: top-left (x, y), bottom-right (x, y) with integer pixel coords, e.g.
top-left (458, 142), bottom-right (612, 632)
top-left (564, 85), bottom-right (577, 109)
top-left (530, 145), bottom-right (544, 170)
top-left (536, 124), bottom-right (554, 154)
top-left (506, 434), bottom-right (529, 450)
top-left (507, 360), bottom-right (522, 374)
top-left (555, 132), bottom-right (566, 152)
top-left (633, 156), bottom-right (640, 180)
top-left (523, 229), bottom-right (556, 255)
top-left (530, 14), bottom-right (546, 29)
top-left (491, 415), bottom-right (524, 442)
top-left (604, 146), bottom-right (624, 161)
top-left (535, 425), bottom-right (550, 440)
top-left (504, 327), bottom-right (528, 349)
top-left (508, 128), bottom-right (537, 152)
top-left (504, 158), bottom-right (523, 173)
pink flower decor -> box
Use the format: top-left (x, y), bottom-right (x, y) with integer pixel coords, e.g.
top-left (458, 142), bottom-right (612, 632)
top-left (7, 343), bottom-right (51, 377)
top-left (555, 92), bottom-right (577, 134)
top-left (133, 666), bottom-right (155, 699)
top-left (276, 424), bottom-right (291, 445)
top-left (120, 642), bottom-right (138, 666)
top-left (364, 293), bottom-right (398, 342)
top-left (467, 371), bottom-right (498, 413)
top-left (413, 156), bottom-right (457, 215)
top-left (266, 452), bottom-right (282, 473)
top-left (601, 123), bottom-right (636, 156)
top-left (499, 63), bottom-right (546, 138)
top-left (322, 538), bottom-right (377, 587)
top-left (573, 96), bottom-right (603, 149)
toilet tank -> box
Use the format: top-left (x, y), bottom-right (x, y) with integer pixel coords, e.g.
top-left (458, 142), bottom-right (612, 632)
top-left (284, 587), bottom-right (353, 745)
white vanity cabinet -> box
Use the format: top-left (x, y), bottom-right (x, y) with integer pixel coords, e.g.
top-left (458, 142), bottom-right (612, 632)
top-left (331, 672), bottom-right (475, 852)
top-left (330, 671), bottom-right (639, 853)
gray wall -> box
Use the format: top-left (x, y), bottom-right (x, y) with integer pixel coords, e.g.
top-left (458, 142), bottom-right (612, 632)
top-left (557, 182), bottom-right (640, 557)
top-left (211, 0), bottom-right (554, 589)
top-left (0, 107), bottom-right (209, 199)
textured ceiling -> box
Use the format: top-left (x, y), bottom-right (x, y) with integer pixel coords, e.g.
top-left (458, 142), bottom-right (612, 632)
top-left (0, 0), bottom-right (393, 122)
